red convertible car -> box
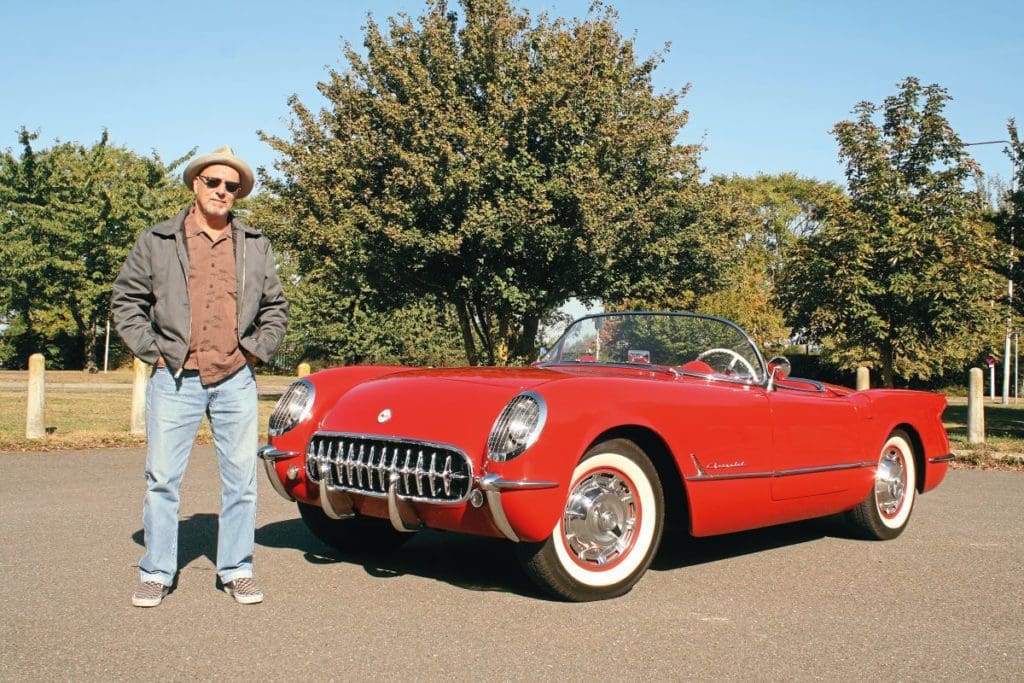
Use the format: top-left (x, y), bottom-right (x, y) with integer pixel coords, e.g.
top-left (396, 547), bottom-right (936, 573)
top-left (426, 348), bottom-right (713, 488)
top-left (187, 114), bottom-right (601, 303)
top-left (261, 311), bottom-right (952, 601)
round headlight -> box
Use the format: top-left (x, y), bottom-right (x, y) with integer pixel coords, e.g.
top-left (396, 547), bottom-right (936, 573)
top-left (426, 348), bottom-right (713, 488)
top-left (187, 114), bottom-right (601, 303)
top-left (269, 379), bottom-right (315, 436)
top-left (487, 392), bottom-right (547, 462)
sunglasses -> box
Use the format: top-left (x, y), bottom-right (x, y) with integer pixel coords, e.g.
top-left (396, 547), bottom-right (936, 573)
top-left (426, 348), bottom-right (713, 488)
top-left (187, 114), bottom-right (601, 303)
top-left (197, 175), bottom-right (242, 194)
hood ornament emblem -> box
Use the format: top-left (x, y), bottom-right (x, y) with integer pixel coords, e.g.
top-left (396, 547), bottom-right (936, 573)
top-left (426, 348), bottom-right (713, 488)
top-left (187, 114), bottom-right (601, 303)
top-left (377, 409), bottom-right (392, 424)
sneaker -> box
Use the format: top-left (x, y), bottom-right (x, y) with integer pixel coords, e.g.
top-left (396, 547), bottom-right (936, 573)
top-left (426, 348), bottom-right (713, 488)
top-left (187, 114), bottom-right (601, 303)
top-left (132, 581), bottom-right (168, 607)
top-left (222, 577), bottom-right (264, 604)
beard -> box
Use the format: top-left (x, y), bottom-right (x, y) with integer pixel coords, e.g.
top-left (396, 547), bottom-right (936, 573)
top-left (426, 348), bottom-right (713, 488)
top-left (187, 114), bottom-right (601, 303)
top-left (198, 196), bottom-right (232, 219)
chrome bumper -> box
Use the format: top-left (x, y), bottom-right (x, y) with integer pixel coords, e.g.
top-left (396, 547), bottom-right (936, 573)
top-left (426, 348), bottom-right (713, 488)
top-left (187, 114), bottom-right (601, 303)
top-left (261, 442), bottom-right (558, 540)
top-left (477, 474), bottom-right (558, 542)
top-left (257, 445), bottom-right (298, 502)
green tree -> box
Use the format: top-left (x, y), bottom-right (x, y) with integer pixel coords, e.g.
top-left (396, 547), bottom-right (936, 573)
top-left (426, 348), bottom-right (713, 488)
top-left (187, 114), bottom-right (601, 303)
top-left (0, 129), bottom-right (188, 369)
top-left (779, 78), bottom-right (998, 387)
top-left (245, 193), bottom-right (468, 368)
top-left (993, 119), bottom-right (1024, 318)
top-left (697, 174), bottom-right (844, 350)
top-left (261, 0), bottom-right (703, 365)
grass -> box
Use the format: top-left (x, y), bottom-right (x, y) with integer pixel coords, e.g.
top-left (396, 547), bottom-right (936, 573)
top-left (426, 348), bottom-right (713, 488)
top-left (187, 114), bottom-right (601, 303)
top-left (0, 369), bottom-right (292, 452)
top-left (0, 371), bottom-right (1022, 470)
top-left (942, 397), bottom-right (1024, 469)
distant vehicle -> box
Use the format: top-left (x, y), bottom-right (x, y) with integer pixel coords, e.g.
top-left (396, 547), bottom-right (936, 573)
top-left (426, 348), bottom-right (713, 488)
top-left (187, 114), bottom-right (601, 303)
top-left (261, 311), bottom-right (953, 601)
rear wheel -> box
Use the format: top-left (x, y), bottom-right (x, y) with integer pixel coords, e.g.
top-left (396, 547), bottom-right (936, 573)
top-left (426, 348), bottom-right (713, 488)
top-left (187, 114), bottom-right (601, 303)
top-left (297, 502), bottom-right (411, 554)
top-left (517, 438), bottom-right (664, 601)
top-left (846, 430), bottom-right (917, 540)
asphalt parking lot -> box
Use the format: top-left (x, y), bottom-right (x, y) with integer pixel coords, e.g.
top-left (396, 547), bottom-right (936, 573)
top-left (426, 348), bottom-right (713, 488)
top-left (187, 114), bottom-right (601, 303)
top-left (1, 447), bottom-right (1021, 681)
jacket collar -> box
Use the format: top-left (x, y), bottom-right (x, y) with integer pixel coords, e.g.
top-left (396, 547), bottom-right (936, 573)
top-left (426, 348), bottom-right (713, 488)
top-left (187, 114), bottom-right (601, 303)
top-left (151, 206), bottom-right (262, 237)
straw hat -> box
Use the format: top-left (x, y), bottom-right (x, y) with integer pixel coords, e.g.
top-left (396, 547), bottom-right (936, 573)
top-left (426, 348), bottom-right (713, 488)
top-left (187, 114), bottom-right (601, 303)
top-left (182, 146), bottom-right (254, 198)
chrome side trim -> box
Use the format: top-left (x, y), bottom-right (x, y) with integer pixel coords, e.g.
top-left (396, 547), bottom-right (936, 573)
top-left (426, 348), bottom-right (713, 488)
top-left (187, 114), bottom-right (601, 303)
top-left (387, 474), bottom-right (422, 532)
top-left (685, 460), bottom-right (876, 482)
top-left (928, 453), bottom-right (956, 463)
top-left (258, 445), bottom-right (298, 502)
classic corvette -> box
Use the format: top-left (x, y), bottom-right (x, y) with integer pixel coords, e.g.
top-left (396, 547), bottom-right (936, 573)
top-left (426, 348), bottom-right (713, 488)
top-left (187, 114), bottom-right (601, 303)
top-left (261, 311), bottom-right (953, 601)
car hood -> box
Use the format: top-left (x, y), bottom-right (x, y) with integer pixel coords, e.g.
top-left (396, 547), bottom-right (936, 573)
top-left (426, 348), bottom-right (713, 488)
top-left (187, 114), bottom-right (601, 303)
top-left (317, 367), bottom-right (559, 447)
top-left (315, 364), bottom-right (675, 450)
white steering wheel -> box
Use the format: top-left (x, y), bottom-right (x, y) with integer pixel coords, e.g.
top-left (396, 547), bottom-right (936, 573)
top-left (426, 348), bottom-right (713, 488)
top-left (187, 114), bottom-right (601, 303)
top-left (696, 347), bottom-right (758, 380)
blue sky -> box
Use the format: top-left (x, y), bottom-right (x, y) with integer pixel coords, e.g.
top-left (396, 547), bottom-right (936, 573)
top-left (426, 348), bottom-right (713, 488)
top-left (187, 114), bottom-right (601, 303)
top-left (2, 0), bottom-right (1020, 189)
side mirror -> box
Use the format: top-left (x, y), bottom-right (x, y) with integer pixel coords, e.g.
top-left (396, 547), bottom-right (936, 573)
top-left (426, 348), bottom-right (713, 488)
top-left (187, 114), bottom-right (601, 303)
top-left (767, 356), bottom-right (791, 391)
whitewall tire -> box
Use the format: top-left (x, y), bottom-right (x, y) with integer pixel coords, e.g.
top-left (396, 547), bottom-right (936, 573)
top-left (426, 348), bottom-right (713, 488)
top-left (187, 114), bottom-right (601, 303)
top-left (517, 438), bottom-right (664, 601)
top-left (847, 430), bottom-right (917, 540)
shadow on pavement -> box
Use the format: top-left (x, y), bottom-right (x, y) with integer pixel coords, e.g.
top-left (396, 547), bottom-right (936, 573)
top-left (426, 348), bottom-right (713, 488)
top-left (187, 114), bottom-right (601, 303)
top-left (131, 509), bottom-right (856, 599)
top-left (652, 513), bottom-right (852, 571)
top-left (131, 513), bottom-right (220, 593)
top-left (256, 518), bottom-right (543, 599)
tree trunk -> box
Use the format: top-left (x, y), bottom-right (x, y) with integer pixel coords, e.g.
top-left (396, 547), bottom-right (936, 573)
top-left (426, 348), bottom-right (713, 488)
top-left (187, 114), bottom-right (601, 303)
top-left (456, 303), bottom-right (479, 366)
top-left (83, 324), bottom-right (99, 372)
top-left (881, 341), bottom-right (895, 388)
top-left (515, 314), bottom-right (540, 364)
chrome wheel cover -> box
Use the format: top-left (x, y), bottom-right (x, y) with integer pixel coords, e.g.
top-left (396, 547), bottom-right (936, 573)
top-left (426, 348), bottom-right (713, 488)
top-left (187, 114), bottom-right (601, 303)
top-left (875, 447), bottom-right (907, 518)
top-left (562, 470), bottom-right (638, 567)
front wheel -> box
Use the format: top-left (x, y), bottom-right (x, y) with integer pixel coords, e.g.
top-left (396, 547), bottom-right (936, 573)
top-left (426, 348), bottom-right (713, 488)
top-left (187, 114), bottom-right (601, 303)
top-left (846, 430), bottom-right (917, 540)
top-left (517, 438), bottom-right (664, 601)
top-left (297, 502), bottom-right (411, 555)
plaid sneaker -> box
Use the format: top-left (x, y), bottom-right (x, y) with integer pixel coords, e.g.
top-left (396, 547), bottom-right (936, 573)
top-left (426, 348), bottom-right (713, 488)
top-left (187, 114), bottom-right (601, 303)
top-left (131, 581), bottom-right (168, 607)
top-left (222, 577), bottom-right (264, 604)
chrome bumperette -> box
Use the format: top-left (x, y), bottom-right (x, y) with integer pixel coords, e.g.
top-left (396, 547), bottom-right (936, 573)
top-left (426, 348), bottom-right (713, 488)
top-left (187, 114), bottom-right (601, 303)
top-left (306, 433), bottom-right (474, 504)
top-left (478, 474), bottom-right (559, 542)
top-left (319, 474), bottom-right (355, 519)
top-left (388, 473), bottom-right (422, 532)
top-left (257, 445), bottom-right (298, 502)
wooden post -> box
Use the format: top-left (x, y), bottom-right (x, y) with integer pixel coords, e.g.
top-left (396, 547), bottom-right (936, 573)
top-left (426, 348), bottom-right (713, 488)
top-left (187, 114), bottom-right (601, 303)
top-left (297, 362), bottom-right (311, 378)
top-left (25, 353), bottom-right (46, 439)
top-left (856, 366), bottom-right (870, 391)
top-left (968, 367), bottom-right (985, 444)
top-left (130, 358), bottom-right (149, 435)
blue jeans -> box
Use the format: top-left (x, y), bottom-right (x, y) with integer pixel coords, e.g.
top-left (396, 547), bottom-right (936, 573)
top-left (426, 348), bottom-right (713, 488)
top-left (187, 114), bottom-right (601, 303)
top-left (140, 365), bottom-right (258, 586)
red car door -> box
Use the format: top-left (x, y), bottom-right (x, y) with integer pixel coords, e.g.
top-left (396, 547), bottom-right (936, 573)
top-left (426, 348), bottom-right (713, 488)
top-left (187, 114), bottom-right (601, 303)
top-left (767, 387), bottom-right (865, 500)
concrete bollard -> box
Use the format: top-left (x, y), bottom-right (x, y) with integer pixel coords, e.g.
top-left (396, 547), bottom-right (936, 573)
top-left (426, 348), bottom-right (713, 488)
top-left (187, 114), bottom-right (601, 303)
top-left (25, 353), bottom-right (46, 439)
top-left (968, 367), bottom-right (984, 444)
top-left (856, 366), bottom-right (869, 391)
top-left (297, 362), bottom-right (311, 378)
top-left (130, 358), bottom-right (149, 435)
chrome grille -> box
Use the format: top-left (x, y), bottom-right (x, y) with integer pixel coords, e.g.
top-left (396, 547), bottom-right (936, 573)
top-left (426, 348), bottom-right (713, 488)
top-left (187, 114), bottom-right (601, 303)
top-left (306, 433), bottom-right (473, 504)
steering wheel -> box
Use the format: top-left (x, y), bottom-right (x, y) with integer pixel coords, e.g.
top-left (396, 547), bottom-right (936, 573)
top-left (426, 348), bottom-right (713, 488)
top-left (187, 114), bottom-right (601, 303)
top-left (696, 348), bottom-right (758, 380)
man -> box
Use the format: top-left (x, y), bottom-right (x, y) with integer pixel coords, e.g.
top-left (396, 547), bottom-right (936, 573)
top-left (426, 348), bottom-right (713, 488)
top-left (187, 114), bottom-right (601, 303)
top-left (112, 146), bottom-right (288, 607)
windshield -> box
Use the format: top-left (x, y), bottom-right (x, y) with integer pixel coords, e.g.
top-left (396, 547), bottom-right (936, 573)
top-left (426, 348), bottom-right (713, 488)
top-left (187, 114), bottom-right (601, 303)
top-left (539, 312), bottom-right (766, 384)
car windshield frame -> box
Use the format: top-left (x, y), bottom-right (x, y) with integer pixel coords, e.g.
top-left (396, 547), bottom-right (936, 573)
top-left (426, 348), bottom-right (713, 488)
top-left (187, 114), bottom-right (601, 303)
top-left (537, 311), bottom-right (769, 387)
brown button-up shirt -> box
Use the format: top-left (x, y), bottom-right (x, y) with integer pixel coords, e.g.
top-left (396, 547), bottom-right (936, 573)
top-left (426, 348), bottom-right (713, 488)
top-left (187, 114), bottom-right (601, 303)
top-left (181, 208), bottom-right (247, 385)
